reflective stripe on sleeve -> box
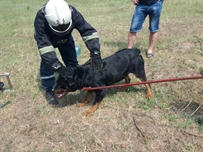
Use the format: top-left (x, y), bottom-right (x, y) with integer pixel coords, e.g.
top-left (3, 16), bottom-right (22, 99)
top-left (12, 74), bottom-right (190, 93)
top-left (82, 32), bottom-right (99, 42)
top-left (40, 74), bottom-right (55, 80)
top-left (39, 46), bottom-right (55, 55)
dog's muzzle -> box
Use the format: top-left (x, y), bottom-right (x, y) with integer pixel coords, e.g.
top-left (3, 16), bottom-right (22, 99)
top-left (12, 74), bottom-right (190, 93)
top-left (54, 88), bottom-right (68, 98)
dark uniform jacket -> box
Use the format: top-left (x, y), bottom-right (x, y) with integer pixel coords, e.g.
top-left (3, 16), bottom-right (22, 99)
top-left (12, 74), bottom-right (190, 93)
top-left (34, 5), bottom-right (100, 66)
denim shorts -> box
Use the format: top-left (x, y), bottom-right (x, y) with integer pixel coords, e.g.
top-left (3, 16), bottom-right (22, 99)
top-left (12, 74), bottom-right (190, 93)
top-left (129, 1), bottom-right (163, 33)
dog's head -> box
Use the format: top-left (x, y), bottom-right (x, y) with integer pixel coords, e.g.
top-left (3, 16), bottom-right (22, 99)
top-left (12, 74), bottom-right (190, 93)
top-left (54, 73), bottom-right (78, 98)
top-left (54, 75), bottom-right (70, 98)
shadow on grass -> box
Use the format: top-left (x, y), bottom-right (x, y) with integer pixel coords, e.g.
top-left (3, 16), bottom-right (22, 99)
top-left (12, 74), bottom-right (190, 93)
top-left (56, 85), bottom-right (147, 108)
top-left (106, 86), bottom-right (147, 96)
top-left (57, 90), bottom-right (86, 107)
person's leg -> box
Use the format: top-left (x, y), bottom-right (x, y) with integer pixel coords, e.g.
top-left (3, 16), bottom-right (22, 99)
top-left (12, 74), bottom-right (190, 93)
top-left (40, 60), bottom-right (58, 105)
top-left (147, 32), bottom-right (158, 54)
top-left (58, 36), bottom-right (78, 68)
top-left (147, 1), bottom-right (163, 56)
top-left (40, 60), bottom-right (55, 91)
top-left (128, 5), bottom-right (147, 49)
top-left (128, 32), bottom-right (137, 49)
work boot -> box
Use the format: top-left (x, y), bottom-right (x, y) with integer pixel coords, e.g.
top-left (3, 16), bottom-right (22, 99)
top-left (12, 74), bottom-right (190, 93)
top-left (45, 90), bottom-right (59, 105)
top-left (0, 82), bottom-right (4, 90)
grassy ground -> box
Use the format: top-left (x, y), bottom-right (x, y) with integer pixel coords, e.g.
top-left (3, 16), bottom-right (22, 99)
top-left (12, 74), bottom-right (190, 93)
top-left (0, 0), bottom-right (203, 151)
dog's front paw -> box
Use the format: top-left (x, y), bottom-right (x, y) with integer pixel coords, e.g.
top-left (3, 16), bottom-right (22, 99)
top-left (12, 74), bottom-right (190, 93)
top-left (145, 93), bottom-right (152, 99)
top-left (83, 111), bottom-right (91, 117)
top-left (83, 103), bottom-right (100, 116)
top-left (76, 102), bottom-right (87, 107)
top-left (83, 107), bottom-right (96, 117)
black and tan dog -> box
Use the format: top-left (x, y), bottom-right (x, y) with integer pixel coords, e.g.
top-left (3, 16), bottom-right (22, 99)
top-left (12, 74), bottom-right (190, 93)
top-left (54, 48), bottom-right (152, 116)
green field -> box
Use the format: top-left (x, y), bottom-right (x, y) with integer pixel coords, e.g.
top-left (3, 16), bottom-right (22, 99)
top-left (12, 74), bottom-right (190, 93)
top-left (0, 0), bottom-right (203, 151)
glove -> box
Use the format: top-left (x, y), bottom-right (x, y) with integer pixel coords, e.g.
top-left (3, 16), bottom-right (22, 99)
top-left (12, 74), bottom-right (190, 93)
top-left (91, 51), bottom-right (103, 69)
top-left (51, 60), bottom-right (73, 79)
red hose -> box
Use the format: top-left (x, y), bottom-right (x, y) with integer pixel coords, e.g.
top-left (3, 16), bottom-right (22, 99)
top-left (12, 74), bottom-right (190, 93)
top-left (82, 75), bottom-right (203, 91)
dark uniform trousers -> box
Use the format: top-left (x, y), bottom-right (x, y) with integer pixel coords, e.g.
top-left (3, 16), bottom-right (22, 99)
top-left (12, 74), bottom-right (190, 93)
top-left (40, 36), bottom-right (78, 91)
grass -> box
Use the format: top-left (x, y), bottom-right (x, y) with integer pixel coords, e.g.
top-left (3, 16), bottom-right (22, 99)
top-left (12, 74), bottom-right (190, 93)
top-left (0, 0), bottom-right (203, 151)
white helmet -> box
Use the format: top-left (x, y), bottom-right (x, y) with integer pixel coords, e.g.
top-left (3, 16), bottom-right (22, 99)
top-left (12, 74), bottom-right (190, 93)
top-left (45, 0), bottom-right (72, 36)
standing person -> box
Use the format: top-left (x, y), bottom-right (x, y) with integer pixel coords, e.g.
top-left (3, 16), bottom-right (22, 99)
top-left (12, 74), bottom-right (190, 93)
top-left (127, 0), bottom-right (164, 58)
top-left (34, 0), bottom-right (103, 105)
top-left (0, 82), bottom-right (4, 90)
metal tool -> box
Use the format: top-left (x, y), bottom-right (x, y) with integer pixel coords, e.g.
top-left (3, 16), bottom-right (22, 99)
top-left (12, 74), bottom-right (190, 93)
top-left (0, 72), bottom-right (13, 89)
top-left (82, 75), bottom-right (203, 91)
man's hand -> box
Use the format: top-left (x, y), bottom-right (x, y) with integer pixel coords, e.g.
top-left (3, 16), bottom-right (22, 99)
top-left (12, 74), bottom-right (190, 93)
top-left (91, 51), bottom-right (103, 70)
top-left (132, 0), bottom-right (139, 5)
top-left (51, 60), bottom-right (74, 79)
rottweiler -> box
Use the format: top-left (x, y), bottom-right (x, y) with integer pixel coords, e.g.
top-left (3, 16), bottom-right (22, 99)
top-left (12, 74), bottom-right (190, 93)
top-left (54, 48), bottom-right (152, 116)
